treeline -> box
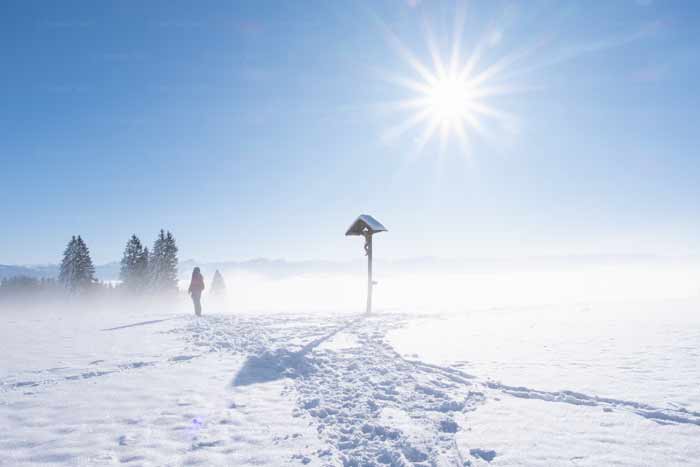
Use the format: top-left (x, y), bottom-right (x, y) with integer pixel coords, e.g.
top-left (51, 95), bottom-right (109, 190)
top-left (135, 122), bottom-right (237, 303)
top-left (119, 230), bottom-right (179, 295)
top-left (0, 229), bottom-right (179, 302)
top-left (0, 274), bottom-right (118, 302)
top-left (0, 276), bottom-right (64, 300)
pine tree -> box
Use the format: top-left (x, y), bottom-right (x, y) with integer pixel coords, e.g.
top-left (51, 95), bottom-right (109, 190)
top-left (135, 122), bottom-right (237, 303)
top-left (120, 235), bottom-right (148, 293)
top-left (59, 235), bottom-right (96, 292)
top-left (74, 236), bottom-right (96, 290)
top-left (210, 269), bottom-right (226, 296)
top-left (138, 246), bottom-right (149, 288)
top-left (150, 229), bottom-right (179, 293)
top-left (162, 231), bottom-right (179, 290)
top-left (59, 236), bottom-right (78, 289)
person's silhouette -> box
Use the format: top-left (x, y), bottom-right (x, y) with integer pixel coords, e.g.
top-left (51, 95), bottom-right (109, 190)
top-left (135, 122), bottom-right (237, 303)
top-left (188, 267), bottom-right (205, 316)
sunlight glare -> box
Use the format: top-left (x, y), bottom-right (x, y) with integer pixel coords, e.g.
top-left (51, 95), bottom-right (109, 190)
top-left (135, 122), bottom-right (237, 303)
top-left (427, 76), bottom-right (475, 124)
top-left (380, 9), bottom-right (525, 155)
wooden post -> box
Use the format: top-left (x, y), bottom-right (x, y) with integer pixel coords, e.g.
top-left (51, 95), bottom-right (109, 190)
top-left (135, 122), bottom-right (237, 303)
top-left (365, 232), bottom-right (373, 314)
top-left (346, 215), bottom-right (386, 315)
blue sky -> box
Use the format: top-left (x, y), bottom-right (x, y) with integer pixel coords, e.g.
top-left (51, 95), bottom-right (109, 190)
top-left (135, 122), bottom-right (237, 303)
top-left (1, 0), bottom-right (699, 264)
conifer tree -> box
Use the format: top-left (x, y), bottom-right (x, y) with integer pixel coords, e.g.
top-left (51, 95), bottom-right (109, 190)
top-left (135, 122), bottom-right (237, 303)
top-left (138, 246), bottom-right (149, 287)
top-left (150, 229), bottom-right (179, 293)
top-left (59, 236), bottom-right (78, 288)
top-left (59, 235), bottom-right (96, 292)
top-left (210, 269), bottom-right (226, 296)
top-left (74, 236), bottom-right (97, 290)
top-left (120, 235), bottom-right (148, 293)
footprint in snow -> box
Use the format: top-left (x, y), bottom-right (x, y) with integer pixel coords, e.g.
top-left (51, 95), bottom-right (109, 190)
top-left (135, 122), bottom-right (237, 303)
top-left (469, 448), bottom-right (497, 462)
top-left (169, 355), bottom-right (198, 362)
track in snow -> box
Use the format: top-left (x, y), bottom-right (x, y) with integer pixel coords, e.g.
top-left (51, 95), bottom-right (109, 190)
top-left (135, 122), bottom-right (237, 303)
top-left (174, 313), bottom-right (488, 465)
top-left (171, 311), bottom-right (700, 466)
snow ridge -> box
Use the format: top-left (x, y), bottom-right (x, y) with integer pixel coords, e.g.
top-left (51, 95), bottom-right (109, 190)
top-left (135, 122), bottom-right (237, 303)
top-left (486, 381), bottom-right (700, 427)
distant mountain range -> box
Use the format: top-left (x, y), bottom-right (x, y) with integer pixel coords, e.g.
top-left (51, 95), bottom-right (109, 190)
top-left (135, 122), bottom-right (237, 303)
top-left (0, 264), bottom-right (59, 280)
top-left (1, 255), bottom-right (698, 282)
top-left (0, 259), bottom-right (357, 282)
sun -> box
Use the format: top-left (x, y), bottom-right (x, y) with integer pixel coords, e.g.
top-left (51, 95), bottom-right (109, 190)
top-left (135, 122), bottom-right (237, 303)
top-left (379, 10), bottom-right (522, 154)
top-left (426, 75), bottom-right (475, 125)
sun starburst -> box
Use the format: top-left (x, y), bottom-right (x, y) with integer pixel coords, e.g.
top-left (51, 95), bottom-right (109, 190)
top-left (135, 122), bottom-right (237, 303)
top-left (380, 10), bottom-right (524, 155)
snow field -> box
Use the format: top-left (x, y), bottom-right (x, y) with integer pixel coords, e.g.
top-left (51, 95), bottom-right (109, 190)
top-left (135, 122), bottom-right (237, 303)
top-left (2, 298), bottom-right (700, 466)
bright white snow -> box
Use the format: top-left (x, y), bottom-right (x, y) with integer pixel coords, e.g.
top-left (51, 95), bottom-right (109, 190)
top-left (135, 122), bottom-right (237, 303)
top-left (2, 270), bottom-right (699, 466)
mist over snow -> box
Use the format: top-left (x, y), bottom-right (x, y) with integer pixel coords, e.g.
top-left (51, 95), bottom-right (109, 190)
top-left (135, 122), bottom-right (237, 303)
top-left (3, 253), bottom-right (700, 464)
top-left (3, 255), bottom-right (700, 313)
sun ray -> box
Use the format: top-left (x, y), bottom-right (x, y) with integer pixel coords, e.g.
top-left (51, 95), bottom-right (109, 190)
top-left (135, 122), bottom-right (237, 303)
top-left (438, 120), bottom-right (450, 153)
top-left (468, 101), bottom-right (514, 123)
top-left (468, 83), bottom-right (539, 99)
top-left (463, 112), bottom-right (486, 138)
top-left (378, 20), bottom-right (438, 86)
top-left (459, 39), bottom-right (486, 82)
top-left (415, 116), bottom-right (442, 154)
top-left (449, 3), bottom-right (467, 76)
top-left (379, 7), bottom-right (527, 154)
top-left (382, 107), bottom-right (433, 144)
top-left (467, 43), bottom-right (536, 88)
top-left (452, 116), bottom-right (471, 154)
top-left (423, 21), bottom-right (447, 79)
top-left (371, 98), bottom-right (434, 122)
top-left (378, 71), bottom-right (434, 95)
top-left (391, 97), bottom-right (432, 110)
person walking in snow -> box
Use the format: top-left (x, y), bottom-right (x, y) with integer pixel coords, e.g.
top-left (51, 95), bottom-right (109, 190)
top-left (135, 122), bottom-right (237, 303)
top-left (188, 267), bottom-right (205, 316)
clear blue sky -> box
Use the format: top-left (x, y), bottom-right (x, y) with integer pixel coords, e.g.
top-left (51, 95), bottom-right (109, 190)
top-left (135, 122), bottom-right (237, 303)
top-left (1, 0), bottom-right (698, 264)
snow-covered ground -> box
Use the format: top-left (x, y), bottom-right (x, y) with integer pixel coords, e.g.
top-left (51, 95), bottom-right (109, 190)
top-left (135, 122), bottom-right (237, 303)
top-left (1, 291), bottom-right (699, 465)
top-left (389, 300), bottom-right (700, 411)
top-left (389, 300), bottom-right (700, 466)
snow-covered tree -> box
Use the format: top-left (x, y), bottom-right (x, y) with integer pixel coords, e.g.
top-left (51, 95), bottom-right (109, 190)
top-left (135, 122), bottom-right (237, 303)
top-left (149, 229), bottom-right (178, 293)
top-left (119, 234), bottom-right (148, 293)
top-left (59, 235), bottom-right (96, 292)
top-left (210, 269), bottom-right (226, 296)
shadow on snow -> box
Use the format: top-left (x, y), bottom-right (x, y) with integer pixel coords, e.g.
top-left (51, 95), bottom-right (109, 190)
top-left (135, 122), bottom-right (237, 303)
top-left (101, 317), bottom-right (177, 331)
top-left (231, 315), bottom-right (366, 387)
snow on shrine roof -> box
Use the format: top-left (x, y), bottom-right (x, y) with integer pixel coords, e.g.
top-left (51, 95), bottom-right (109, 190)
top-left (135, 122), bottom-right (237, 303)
top-left (345, 214), bottom-right (388, 236)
